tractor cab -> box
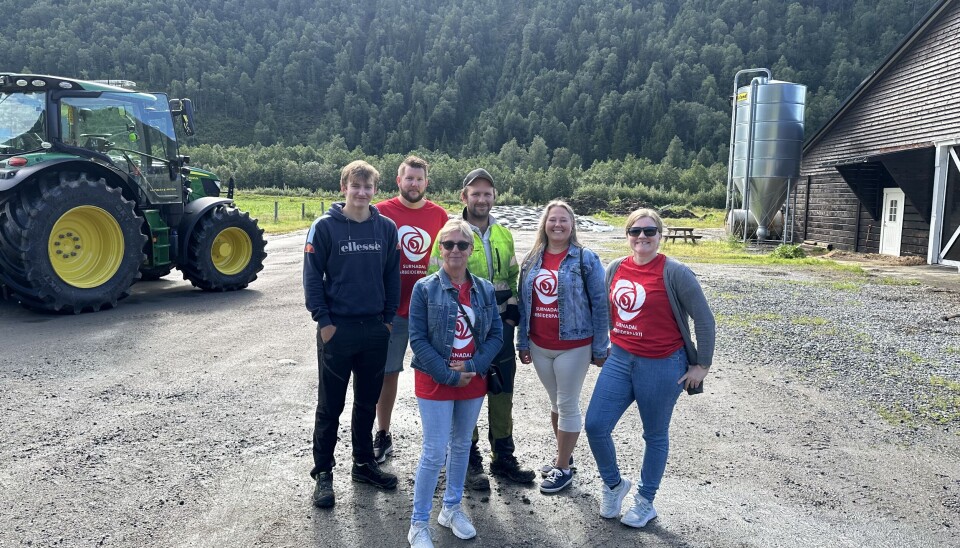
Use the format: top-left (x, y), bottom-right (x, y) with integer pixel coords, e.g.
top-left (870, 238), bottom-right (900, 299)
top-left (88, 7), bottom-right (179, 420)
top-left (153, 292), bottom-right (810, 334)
top-left (0, 74), bottom-right (196, 205)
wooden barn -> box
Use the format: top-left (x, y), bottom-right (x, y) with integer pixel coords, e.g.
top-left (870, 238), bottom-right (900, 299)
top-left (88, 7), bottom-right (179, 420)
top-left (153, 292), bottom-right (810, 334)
top-left (795, 0), bottom-right (960, 269)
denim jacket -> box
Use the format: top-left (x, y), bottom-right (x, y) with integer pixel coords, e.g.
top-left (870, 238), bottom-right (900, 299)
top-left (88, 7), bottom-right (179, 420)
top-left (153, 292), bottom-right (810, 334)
top-left (517, 244), bottom-right (610, 360)
top-left (409, 268), bottom-right (504, 386)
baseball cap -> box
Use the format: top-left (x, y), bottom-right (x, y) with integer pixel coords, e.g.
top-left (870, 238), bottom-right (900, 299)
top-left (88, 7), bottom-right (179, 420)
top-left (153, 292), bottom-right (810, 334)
top-left (462, 168), bottom-right (495, 189)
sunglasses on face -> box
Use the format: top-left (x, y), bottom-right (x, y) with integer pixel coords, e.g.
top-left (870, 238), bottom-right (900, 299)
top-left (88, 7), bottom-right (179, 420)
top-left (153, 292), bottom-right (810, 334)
top-left (440, 240), bottom-right (472, 251)
top-left (627, 226), bottom-right (659, 237)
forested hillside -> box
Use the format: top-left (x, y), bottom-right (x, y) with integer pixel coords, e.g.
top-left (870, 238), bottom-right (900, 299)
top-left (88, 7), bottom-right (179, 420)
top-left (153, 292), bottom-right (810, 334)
top-left (1, 0), bottom-right (937, 168)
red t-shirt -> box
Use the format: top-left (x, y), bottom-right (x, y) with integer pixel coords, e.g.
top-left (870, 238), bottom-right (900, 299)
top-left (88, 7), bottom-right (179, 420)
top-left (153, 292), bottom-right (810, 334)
top-left (529, 250), bottom-right (591, 350)
top-left (609, 254), bottom-right (684, 358)
top-left (375, 197), bottom-right (450, 318)
top-left (415, 279), bottom-right (488, 400)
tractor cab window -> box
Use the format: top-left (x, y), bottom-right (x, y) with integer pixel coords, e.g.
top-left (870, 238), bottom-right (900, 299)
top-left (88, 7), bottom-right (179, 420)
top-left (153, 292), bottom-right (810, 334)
top-left (0, 92), bottom-right (47, 155)
top-left (60, 92), bottom-right (178, 184)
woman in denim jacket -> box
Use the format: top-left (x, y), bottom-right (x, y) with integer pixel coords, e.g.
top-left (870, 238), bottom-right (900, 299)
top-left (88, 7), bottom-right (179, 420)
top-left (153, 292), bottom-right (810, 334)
top-left (517, 200), bottom-right (610, 494)
top-left (407, 219), bottom-right (503, 548)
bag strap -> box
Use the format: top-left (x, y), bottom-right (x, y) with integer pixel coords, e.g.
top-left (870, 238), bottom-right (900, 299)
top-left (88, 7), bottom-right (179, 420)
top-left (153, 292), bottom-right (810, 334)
top-left (579, 247), bottom-right (591, 313)
top-left (456, 298), bottom-right (480, 341)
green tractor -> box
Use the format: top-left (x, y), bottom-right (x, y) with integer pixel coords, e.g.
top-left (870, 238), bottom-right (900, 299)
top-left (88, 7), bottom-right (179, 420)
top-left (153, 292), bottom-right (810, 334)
top-left (0, 73), bottom-right (267, 313)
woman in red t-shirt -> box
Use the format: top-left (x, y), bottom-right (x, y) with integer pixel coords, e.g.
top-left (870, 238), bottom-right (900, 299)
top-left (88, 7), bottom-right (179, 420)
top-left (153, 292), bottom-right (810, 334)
top-left (406, 219), bottom-right (504, 546)
top-left (585, 208), bottom-right (715, 530)
top-left (516, 200), bottom-right (610, 495)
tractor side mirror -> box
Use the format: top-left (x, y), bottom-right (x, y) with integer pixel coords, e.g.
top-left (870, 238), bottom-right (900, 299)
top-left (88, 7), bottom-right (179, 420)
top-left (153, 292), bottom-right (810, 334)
top-left (168, 98), bottom-right (196, 137)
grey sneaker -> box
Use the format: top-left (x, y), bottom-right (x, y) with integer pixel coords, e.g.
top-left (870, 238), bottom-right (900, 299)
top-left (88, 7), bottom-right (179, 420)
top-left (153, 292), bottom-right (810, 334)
top-left (408, 521), bottom-right (435, 548)
top-left (438, 503), bottom-right (477, 539)
top-left (599, 478), bottom-right (632, 519)
top-left (373, 430), bottom-right (394, 464)
top-left (621, 494), bottom-right (657, 528)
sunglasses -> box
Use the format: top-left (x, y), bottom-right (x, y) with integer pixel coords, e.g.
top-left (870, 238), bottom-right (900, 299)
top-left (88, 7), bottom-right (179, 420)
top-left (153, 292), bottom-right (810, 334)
top-left (627, 226), bottom-right (659, 237)
top-left (440, 240), bottom-right (472, 251)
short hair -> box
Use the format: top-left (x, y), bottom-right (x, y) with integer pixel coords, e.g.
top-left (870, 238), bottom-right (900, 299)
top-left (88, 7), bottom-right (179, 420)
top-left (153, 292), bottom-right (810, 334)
top-left (437, 219), bottom-right (474, 244)
top-left (340, 160), bottom-right (380, 188)
top-left (398, 155), bottom-right (429, 178)
top-left (625, 208), bottom-right (663, 234)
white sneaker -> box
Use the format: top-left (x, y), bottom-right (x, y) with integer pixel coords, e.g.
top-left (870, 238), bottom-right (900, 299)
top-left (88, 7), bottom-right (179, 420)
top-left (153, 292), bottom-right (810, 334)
top-left (438, 503), bottom-right (477, 539)
top-left (620, 494), bottom-right (657, 528)
top-left (599, 478), bottom-right (632, 519)
top-left (408, 521), bottom-right (435, 548)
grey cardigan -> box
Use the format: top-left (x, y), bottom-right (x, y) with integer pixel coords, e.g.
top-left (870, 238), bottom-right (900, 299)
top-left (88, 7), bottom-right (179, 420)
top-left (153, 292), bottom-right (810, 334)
top-left (605, 256), bottom-right (715, 368)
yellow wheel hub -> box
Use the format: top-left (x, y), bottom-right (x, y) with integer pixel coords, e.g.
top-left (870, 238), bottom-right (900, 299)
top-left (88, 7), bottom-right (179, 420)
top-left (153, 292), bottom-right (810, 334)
top-left (48, 206), bottom-right (124, 288)
top-left (211, 227), bottom-right (252, 275)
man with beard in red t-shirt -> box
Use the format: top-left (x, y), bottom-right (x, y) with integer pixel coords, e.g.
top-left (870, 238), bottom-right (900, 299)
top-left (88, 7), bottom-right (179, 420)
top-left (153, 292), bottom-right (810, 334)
top-left (373, 155), bottom-right (450, 464)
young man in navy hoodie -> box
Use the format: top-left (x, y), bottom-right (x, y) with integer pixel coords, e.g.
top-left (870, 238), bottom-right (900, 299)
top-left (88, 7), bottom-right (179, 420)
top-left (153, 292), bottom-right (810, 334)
top-left (303, 160), bottom-right (401, 508)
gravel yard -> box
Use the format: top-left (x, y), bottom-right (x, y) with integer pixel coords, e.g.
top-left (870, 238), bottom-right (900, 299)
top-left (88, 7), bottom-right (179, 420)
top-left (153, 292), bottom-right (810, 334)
top-left (1, 208), bottom-right (958, 547)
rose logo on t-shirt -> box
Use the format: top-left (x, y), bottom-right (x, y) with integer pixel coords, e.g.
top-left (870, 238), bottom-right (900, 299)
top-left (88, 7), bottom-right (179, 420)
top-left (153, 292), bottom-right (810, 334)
top-left (453, 304), bottom-right (476, 349)
top-left (533, 269), bottom-right (559, 304)
top-left (398, 225), bottom-right (432, 261)
top-left (612, 279), bottom-right (646, 321)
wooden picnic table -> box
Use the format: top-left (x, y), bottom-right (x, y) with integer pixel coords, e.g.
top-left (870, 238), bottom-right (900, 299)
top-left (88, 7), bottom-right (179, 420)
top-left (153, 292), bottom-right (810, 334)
top-left (663, 226), bottom-right (702, 244)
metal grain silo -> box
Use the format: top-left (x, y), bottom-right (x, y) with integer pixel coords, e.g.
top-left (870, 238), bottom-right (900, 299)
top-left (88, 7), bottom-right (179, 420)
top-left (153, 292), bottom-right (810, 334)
top-left (726, 69), bottom-right (806, 240)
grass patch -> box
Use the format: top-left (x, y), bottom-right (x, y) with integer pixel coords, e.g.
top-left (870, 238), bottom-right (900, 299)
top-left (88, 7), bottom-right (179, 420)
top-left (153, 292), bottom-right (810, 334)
top-left (598, 238), bottom-right (867, 273)
top-left (828, 281), bottom-right (862, 291)
top-left (896, 349), bottom-right (924, 364)
top-left (915, 376), bottom-right (960, 424)
top-left (592, 207), bottom-right (724, 231)
top-left (715, 312), bottom-right (781, 328)
top-left (234, 192), bottom-right (334, 233)
top-left (874, 404), bottom-right (916, 427)
top-left (792, 316), bottom-right (828, 326)
top-left (876, 276), bottom-right (922, 286)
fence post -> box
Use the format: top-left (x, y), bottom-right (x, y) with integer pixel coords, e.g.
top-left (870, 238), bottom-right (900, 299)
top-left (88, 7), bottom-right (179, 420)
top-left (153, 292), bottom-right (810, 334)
top-left (302, 203), bottom-right (306, 220)
top-left (274, 201), bottom-right (279, 223)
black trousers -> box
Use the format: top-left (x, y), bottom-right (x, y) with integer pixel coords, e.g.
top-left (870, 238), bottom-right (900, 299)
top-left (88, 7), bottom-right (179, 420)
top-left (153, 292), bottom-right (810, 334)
top-left (311, 318), bottom-right (390, 477)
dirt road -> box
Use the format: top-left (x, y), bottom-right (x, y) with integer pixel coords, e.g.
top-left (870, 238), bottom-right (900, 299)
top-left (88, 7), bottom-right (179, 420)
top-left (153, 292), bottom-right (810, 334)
top-left (1, 228), bottom-right (957, 547)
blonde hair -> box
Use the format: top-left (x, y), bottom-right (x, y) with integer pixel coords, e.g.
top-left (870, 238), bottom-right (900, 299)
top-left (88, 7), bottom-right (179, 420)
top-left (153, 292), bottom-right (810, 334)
top-left (523, 200), bottom-right (582, 266)
top-left (437, 219), bottom-right (474, 243)
top-left (625, 208), bottom-right (663, 234)
top-left (340, 160), bottom-right (380, 188)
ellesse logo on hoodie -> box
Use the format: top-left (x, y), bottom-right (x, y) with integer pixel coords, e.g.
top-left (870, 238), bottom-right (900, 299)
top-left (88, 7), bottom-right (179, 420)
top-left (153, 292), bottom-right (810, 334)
top-left (339, 238), bottom-right (383, 254)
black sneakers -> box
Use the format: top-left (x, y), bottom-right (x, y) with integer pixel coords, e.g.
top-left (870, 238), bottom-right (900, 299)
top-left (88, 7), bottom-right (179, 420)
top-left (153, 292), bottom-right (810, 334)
top-left (465, 445), bottom-right (490, 491)
top-left (490, 454), bottom-right (536, 484)
top-left (352, 460), bottom-right (398, 490)
top-left (312, 471), bottom-right (335, 508)
top-left (373, 430), bottom-right (394, 464)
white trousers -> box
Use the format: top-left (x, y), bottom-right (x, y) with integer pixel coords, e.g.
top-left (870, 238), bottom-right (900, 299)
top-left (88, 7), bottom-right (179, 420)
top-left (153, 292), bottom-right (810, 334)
top-left (529, 341), bottom-right (592, 432)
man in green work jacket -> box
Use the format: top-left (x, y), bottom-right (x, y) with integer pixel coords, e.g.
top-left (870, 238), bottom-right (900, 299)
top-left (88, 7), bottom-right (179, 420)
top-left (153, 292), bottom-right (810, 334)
top-left (429, 168), bottom-right (536, 489)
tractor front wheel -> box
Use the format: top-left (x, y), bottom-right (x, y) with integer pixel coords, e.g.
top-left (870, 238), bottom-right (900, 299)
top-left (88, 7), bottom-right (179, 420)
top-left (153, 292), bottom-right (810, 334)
top-left (0, 172), bottom-right (146, 313)
top-left (179, 206), bottom-right (266, 291)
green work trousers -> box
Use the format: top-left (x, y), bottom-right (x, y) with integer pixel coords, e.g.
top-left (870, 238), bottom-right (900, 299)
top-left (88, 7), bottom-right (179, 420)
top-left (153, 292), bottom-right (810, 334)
top-left (473, 322), bottom-right (517, 461)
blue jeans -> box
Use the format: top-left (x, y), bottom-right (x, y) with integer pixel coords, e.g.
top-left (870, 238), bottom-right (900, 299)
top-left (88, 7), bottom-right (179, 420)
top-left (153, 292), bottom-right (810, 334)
top-left (412, 396), bottom-right (485, 524)
top-left (585, 345), bottom-right (686, 502)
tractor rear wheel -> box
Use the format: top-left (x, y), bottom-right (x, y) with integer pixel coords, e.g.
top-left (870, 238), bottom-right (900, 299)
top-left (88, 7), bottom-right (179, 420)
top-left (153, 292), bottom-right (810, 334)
top-left (0, 172), bottom-right (146, 313)
top-left (179, 206), bottom-right (266, 291)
